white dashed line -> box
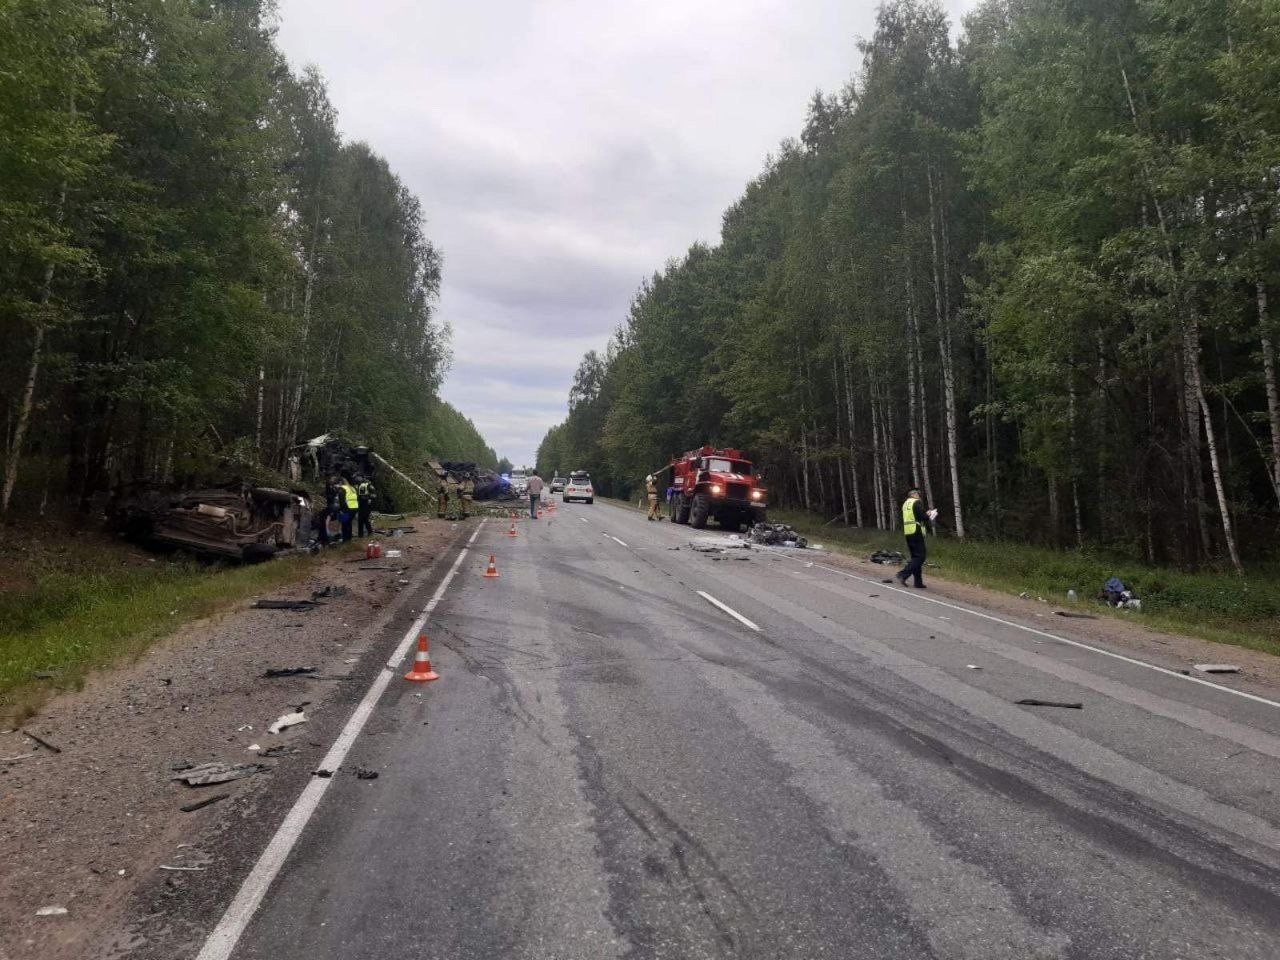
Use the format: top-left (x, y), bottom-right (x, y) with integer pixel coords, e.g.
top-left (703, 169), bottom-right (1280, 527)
top-left (608, 535), bottom-right (628, 547)
top-left (194, 523), bottom-right (484, 960)
top-left (697, 590), bottom-right (760, 632)
top-left (767, 550), bottom-right (1280, 711)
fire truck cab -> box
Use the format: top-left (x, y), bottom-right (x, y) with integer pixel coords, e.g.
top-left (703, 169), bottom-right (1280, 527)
top-left (668, 446), bottom-right (767, 531)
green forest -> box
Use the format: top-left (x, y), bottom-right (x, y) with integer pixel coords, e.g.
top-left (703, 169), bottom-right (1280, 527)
top-left (538, 0), bottom-right (1280, 572)
top-left (0, 0), bottom-right (493, 519)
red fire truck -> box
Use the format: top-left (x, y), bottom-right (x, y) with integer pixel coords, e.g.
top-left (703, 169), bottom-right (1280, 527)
top-left (668, 446), bottom-right (767, 530)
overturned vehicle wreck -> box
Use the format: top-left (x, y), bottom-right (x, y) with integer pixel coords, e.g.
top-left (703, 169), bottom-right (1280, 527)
top-left (109, 483), bottom-right (312, 562)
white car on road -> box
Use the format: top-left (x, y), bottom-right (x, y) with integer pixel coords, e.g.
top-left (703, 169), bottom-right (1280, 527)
top-left (563, 471), bottom-right (594, 504)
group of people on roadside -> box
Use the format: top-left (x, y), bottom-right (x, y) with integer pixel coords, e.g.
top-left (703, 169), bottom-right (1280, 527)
top-left (315, 475), bottom-right (377, 546)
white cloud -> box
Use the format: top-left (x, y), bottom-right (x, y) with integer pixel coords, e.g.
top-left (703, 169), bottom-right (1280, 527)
top-left (274, 0), bottom-right (980, 466)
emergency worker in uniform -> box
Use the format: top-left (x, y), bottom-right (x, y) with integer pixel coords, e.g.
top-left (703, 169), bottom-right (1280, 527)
top-left (444, 472), bottom-right (461, 519)
top-left (893, 486), bottom-right (934, 588)
top-left (436, 471), bottom-right (449, 518)
top-left (460, 474), bottom-right (475, 519)
top-left (316, 475), bottom-right (342, 546)
top-left (356, 475), bottom-right (377, 537)
top-left (646, 474), bottom-right (661, 520)
top-left (338, 476), bottom-right (359, 542)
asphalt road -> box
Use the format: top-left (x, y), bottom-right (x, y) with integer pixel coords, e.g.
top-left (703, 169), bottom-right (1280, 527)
top-left (218, 500), bottom-right (1280, 960)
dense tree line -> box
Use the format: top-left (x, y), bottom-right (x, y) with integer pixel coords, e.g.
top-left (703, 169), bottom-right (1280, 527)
top-left (538, 0), bottom-right (1280, 571)
top-left (1, 0), bottom-right (486, 515)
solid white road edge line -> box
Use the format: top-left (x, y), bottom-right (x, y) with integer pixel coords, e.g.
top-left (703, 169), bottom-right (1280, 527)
top-left (697, 590), bottom-right (761, 632)
top-left (194, 521), bottom-right (485, 960)
top-left (768, 548), bottom-right (1280, 712)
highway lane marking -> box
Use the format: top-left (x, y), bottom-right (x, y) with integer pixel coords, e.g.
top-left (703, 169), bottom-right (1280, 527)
top-left (607, 535), bottom-right (628, 547)
top-left (767, 550), bottom-right (1280, 712)
top-left (194, 522), bottom-right (485, 960)
top-left (697, 590), bottom-right (761, 632)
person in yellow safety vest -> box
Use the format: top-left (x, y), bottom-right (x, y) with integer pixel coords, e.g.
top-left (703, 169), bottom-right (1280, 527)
top-left (436, 475), bottom-right (450, 519)
top-left (645, 474), bottom-right (661, 521)
top-left (893, 485), bottom-right (935, 588)
top-left (460, 475), bottom-right (475, 519)
top-left (338, 477), bottom-right (359, 542)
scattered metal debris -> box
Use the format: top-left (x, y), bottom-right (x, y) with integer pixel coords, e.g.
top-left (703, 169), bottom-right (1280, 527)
top-left (252, 599), bottom-right (320, 611)
top-left (21, 729), bottom-right (62, 754)
top-left (159, 864), bottom-right (207, 871)
top-left (355, 768), bottom-right (379, 780)
top-left (180, 793), bottom-right (229, 813)
top-left (256, 744), bottom-right (298, 758)
top-left (1054, 611), bottom-right (1097, 619)
top-left (172, 762), bottom-right (267, 787)
top-left (869, 550), bottom-right (905, 565)
top-left (261, 667), bottom-right (317, 678)
top-left (1015, 698), bottom-right (1083, 709)
top-left (310, 585), bottom-right (348, 600)
top-left (268, 711), bottom-right (308, 735)
top-left (747, 522), bottom-right (808, 548)
top-left (36, 906), bottom-right (68, 917)
top-left (1193, 664), bottom-right (1241, 674)
top-left (966, 664), bottom-right (982, 670)
top-left (313, 769), bottom-right (334, 778)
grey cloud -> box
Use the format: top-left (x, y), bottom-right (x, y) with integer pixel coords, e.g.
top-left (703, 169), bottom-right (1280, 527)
top-left (275, 0), bottom-right (981, 466)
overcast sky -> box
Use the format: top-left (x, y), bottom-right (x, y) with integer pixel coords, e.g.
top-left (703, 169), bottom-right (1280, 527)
top-left (274, 1), bottom-right (977, 468)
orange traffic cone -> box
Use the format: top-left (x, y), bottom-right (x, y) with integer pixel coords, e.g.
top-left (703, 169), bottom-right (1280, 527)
top-left (404, 635), bottom-right (440, 682)
top-left (483, 554), bottom-right (500, 578)
top-left (508, 518), bottom-right (518, 537)
top-left (537, 507), bottom-right (543, 519)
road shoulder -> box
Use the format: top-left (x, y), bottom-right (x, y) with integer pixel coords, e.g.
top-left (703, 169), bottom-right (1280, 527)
top-left (0, 520), bottom-right (471, 960)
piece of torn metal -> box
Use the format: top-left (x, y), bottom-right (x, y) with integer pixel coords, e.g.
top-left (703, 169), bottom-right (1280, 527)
top-left (262, 667), bottom-right (317, 678)
top-left (252, 599), bottom-right (320, 611)
top-left (355, 768), bottom-right (379, 780)
top-left (180, 793), bottom-right (229, 813)
top-left (171, 762), bottom-right (268, 787)
top-left (36, 906), bottom-right (68, 917)
top-left (1015, 698), bottom-right (1083, 709)
top-left (267, 711), bottom-right (307, 735)
top-left (158, 864), bottom-right (207, 871)
top-left (1054, 611), bottom-right (1097, 619)
top-left (310, 585), bottom-right (348, 600)
top-left (21, 729), bottom-right (62, 754)
top-left (1193, 663), bottom-right (1241, 674)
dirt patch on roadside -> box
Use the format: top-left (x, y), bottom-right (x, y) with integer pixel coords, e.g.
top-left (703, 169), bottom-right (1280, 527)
top-left (0, 519), bottom-right (467, 960)
top-left (807, 548), bottom-right (1280, 695)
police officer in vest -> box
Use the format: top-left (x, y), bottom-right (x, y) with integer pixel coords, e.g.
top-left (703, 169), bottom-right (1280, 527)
top-left (337, 476), bottom-right (360, 542)
top-left (895, 485), bottom-right (935, 588)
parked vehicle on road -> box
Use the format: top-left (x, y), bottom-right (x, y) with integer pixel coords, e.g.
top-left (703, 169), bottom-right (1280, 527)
top-left (563, 471), bottom-right (594, 503)
top-left (509, 468), bottom-right (529, 495)
top-left (550, 475), bottom-right (566, 492)
top-left (668, 446), bottom-right (766, 530)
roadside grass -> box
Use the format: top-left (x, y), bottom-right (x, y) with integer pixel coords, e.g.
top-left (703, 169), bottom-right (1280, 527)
top-left (604, 495), bottom-right (1280, 658)
top-left (769, 508), bottom-right (1280, 659)
top-left (0, 539), bottom-right (343, 722)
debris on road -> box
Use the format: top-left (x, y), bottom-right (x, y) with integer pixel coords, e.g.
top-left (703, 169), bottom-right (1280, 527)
top-left (747, 522), bottom-right (809, 548)
top-left (1100, 577), bottom-right (1142, 610)
top-left (310, 585), bottom-right (348, 600)
top-left (179, 793), bottom-right (229, 813)
top-left (966, 664), bottom-right (982, 670)
top-left (21, 729), bottom-right (62, 754)
top-left (158, 864), bottom-right (206, 872)
top-left (1054, 611), bottom-right (1097, 619)
top-left (1, 752), bottom-right (38, 763)
top-left (1193, 663), bottom-right (1241, 674)
top-left (261, 667), bottom-right (317, 678)
top-left (267, 711), bottom-right (308, 735)
top-left (1015, 698), bottom-right (1083, 709)
top-left (870, 550), bottom-right (904, 565)
top-left (36, 906), bottom-right (68, 917)
top-left (171, 762), bottom-right (267, 786)
top-left (252, 599), bottom-right (320, 611)
top-left (355, 768), bottom-right (379, 780)
top-left (313, 769), bottom-right (334, 778)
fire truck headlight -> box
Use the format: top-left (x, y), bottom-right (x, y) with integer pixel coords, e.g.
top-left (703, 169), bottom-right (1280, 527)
top-left (751, 490), bottom-right (763, 500)
top-left (710, 484), bottom-right (722, 495)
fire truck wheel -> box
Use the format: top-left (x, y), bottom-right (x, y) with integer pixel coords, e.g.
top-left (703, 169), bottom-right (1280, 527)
top-left (690, 493), bottom-right (710, 529)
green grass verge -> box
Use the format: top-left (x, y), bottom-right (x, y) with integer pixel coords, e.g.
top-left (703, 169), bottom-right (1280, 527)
top-left (605, 495), bottom-right (1280, 657)
top-left (0, 543), bottom-right (337, 721)
top-left (768, 508), bottom-right (1280, 658)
